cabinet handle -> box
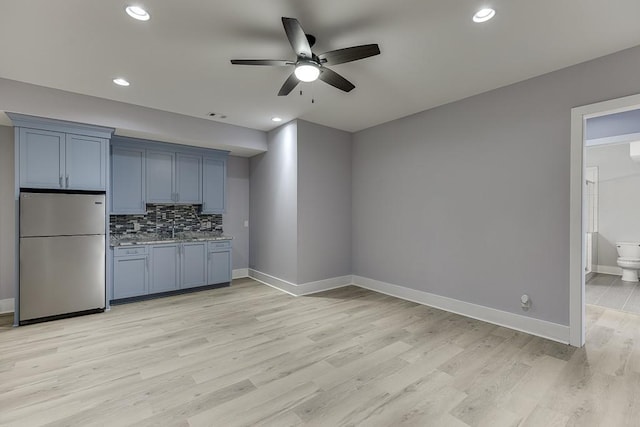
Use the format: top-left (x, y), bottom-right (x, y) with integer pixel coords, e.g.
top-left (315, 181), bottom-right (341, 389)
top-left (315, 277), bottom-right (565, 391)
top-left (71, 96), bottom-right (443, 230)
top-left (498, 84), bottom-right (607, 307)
top-left (65, 175), bottom-right (69, 188)
top-left (59, 176), bottom-right (63, 188)
top-left (146, 257), bottom-right (149, 271)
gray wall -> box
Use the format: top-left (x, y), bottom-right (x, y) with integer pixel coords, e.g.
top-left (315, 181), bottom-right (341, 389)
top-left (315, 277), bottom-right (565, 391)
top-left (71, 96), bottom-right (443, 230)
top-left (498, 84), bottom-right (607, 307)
top-left (0, 78), bottom-right (267, 156)
top-left (353, 45), bottom-right (640, 326)
top-left (587, 143), bottom-right (640, 268)
top-left (0, 125), bottom-right (15, 302)
top-left (297, 120), bottom-right (352, 284)
top-left (224, 156), bottom-right (250, 270)
top-left (249, 122), bottom-right (298, 283)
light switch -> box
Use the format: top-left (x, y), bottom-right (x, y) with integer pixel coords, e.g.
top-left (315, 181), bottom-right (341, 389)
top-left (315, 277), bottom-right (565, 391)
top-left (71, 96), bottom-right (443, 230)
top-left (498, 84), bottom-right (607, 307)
top-left (244, 220), bottom-right (249, 228)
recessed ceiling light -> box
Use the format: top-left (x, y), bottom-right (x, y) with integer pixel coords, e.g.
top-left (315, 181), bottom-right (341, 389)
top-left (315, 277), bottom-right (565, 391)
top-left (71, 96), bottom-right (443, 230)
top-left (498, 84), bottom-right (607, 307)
top-left (271, 117), bottom-right (283, 122)
top-left (125, 5), bottom-right (150, 21)
top-left (473, 8), bottom-right (496, 23)
top-left (113, 78), bottom-right (130, 87)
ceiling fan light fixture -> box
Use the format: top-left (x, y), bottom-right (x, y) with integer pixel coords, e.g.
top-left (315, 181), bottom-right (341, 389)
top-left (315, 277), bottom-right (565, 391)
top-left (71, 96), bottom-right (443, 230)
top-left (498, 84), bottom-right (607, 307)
top-left (125, 5), bottom-right (150, 21)
top-left (294, 63), bottom-right (320, 82)
top-left (473, 8), bottom-right (495, 23)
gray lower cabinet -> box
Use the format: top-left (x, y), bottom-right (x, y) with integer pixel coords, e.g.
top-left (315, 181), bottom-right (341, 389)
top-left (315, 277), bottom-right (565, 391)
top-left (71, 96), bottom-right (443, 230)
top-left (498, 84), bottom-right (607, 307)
top-left (181, 242), bottom-right (207, 289)
top-left (208, 240), bottom-right (232, 285)
top-left (112, 247), bottom-right (149, 299)
top-left (111, 240), bottom-right (231, 301)
top-left (150, 244), bottom-right (180, 293)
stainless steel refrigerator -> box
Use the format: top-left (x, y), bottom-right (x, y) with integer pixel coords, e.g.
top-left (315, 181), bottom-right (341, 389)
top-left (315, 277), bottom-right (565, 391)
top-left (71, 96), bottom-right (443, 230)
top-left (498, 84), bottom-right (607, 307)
top-left (20, 191), bottom-right (106, 324)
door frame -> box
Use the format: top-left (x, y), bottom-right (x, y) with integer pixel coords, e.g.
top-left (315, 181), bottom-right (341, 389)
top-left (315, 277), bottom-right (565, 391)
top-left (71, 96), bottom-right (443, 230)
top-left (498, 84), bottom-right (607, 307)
top-left (569, 93), bottom-right (640, 347)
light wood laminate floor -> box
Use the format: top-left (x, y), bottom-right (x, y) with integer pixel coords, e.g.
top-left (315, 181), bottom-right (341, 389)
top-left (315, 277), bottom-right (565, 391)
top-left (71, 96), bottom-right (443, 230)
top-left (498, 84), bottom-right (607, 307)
top-left (1, 278), bottom-right (639, 426)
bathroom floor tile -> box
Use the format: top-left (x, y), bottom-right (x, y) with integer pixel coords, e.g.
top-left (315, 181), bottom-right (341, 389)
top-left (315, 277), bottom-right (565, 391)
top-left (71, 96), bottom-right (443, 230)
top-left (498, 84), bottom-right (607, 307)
top-left (593, 276), bottom-right (636, 311)
top-left (621, 285), bottom-right (640, 315)
top-left (587, 273), bottom-right (640, 316)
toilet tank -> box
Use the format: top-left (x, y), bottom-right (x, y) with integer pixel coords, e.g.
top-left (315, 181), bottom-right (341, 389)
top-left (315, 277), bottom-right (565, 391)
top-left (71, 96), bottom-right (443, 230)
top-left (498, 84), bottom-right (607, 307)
top-left (616, 242), bottom-right (640, 258)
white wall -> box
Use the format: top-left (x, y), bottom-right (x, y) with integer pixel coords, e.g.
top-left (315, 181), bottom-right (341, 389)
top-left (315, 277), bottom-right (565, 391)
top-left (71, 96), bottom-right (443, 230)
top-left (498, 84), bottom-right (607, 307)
top-left (0, 125), bottom-right (15, 303)
top-left (352, 45), bottom-right (640, 327)
top-left (249, 122), bottom-right (298, 283)
top-left (297, 120), bottom-right (352, 284)
top-left (587, 142), bottom-right (640, 268)
top-left (224, 156), bottom-right (250, 271)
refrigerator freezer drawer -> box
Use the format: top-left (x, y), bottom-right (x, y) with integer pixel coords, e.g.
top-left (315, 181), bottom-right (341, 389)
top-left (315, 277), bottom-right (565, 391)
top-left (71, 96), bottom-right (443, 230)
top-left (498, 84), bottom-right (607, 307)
top-left (20, 235), bottom-right (105, 321)
top-left (20, 192), bottom-right (105, 237)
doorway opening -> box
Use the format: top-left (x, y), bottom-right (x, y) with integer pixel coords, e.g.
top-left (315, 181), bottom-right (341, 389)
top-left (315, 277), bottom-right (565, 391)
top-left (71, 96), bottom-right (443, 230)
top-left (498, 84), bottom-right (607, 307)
top-left (570, 93), bottom-right (640, 347)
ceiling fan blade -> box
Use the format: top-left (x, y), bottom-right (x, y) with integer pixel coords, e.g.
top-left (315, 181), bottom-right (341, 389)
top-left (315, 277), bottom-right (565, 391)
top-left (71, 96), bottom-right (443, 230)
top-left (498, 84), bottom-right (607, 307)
top-left (282, 17), bottom-right (312, 58)
top-left (230, 59), bottom-right (293, 66)
top-left (278, 72), bottom-right (299, 96)
top-left (319, 67), bottom-right (355, 92)
top-left (319, 44), bottom-right (380, 65)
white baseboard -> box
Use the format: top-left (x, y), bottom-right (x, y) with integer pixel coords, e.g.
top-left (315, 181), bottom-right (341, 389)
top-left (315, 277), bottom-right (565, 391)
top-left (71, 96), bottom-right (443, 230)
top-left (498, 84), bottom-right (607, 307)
top-left (352, 276), bottom-right (570, 345)
top-left (595, 265), bottom-right (622, 276)
top-left (248, 269), bottom-right (352, 296)
top-left (0, 298), bottom-right (15, 314)
top-left (232, 268), bottom-right (249, 279)
top-left (245, 270), bottom-right (570, 344)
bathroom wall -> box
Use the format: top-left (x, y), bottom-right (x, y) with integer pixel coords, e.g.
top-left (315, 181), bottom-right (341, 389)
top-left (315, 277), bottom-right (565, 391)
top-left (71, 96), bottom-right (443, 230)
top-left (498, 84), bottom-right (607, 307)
top-left (586, 142), bottom-right (640, 271)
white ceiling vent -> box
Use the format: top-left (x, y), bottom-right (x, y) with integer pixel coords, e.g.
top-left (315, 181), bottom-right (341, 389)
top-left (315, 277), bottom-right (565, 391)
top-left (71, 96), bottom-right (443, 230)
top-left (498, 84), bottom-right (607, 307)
top-left (629, 141), bottom-right (640, 163)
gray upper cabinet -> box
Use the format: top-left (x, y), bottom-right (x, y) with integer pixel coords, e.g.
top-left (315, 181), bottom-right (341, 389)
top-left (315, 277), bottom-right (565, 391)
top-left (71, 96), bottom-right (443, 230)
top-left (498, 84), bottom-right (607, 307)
top-left (111, 145), bottom-right (146, 214)
top-left (10, 113), bottom-right (113, 191)
top-left (202, 157), bottom-right (226, 213)
top-left (18, 128), bottom-right (65, 189)
top-left (146, 150), bottom-right (176, 203)
top-left (65, 134), bottom-right (108, 191)
top-left (175, 153), bottom-right (202, 204)
top-left (108, 136), bottom-right (227, 208)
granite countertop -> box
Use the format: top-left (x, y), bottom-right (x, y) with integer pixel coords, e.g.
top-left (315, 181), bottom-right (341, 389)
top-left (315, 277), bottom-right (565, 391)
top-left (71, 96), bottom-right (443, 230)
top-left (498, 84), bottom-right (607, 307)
top-left (110, 232), bottom-right (232, 247)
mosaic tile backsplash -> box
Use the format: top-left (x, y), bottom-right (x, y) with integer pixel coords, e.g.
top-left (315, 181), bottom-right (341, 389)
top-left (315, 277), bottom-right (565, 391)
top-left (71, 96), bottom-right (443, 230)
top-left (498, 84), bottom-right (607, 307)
top-left (110, 204), bottom-right (222, 236)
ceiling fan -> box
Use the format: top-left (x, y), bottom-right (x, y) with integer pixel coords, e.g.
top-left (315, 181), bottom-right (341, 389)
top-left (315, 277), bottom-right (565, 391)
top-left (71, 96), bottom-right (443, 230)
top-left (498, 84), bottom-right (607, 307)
top-left (231, 17), bottom-right (380, 96)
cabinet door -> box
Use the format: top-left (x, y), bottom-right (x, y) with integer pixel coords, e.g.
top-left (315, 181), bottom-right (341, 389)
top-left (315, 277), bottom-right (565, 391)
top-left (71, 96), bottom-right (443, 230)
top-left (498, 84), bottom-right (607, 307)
top-left (150, 245), bottom-right (179, 293)
top-left (181, 242), bottom-right (207, 289)
top-left (19, 128), bottom-right (65, 189)
top-left (202, 157), bottom-right (226, 213)
top-left (175, 153), bottom-right (202, 204)
top-left (208, 250), bottom-right (231, 285)
top-left (111, 146), bottom-right (146, 214)
top-left (113, 256), bottom-right (148, 299)
top-left (65, 134), bottom-right (107, 190)
top-left (146, 150), bottom-right (175, 203)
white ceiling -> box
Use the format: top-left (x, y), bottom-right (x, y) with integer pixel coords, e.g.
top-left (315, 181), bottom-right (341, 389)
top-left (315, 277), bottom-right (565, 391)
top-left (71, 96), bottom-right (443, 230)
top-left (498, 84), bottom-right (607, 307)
top-left (1, 0), bottom-right (640, 133)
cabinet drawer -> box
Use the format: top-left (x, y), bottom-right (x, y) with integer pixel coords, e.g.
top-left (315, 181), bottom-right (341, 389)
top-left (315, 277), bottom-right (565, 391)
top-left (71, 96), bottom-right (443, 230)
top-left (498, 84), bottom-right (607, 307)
top-left (114, 246), bottom-right (149, 256)
top-left (208, 240), bottom-right (231, 250)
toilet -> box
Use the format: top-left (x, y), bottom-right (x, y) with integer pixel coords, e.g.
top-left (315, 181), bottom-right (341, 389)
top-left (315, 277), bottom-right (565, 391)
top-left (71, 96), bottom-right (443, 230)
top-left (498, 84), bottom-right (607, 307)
top-left (616, 242), bottom-right (640, 282)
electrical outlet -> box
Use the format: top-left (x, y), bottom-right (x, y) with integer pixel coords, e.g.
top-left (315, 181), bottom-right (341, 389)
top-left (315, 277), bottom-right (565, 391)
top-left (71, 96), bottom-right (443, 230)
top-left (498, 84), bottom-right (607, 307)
top-left (133, 223), bottom-right (140, 231)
